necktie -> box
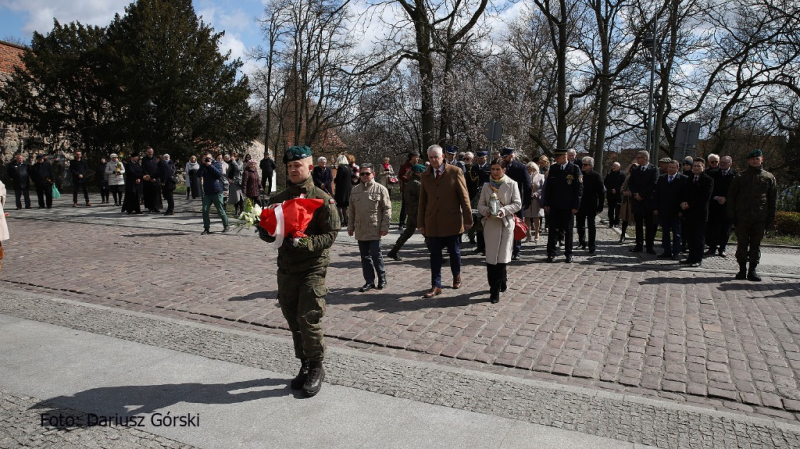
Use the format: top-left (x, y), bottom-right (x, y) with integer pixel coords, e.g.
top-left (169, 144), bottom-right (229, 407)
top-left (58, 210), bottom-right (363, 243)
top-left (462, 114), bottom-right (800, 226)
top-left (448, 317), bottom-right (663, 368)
top-left (694, 175), bottom-right (698, 183)
top-left (641, 166), bottom-right (645, 171)
top-left (668, 176), bottom-right (673, 183)
top-left (435, 170), bottom-right (440, 180)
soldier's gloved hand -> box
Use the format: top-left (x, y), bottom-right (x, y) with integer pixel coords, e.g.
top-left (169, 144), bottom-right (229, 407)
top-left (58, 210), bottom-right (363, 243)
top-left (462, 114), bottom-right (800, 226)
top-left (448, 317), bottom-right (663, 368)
top-left (257, 224), bottom-right (271, 242)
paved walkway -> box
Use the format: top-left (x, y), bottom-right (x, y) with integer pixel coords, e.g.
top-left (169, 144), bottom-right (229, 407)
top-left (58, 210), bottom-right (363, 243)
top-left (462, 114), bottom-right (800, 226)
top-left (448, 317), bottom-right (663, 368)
top-left (1, 195), bottom-right (800, 444)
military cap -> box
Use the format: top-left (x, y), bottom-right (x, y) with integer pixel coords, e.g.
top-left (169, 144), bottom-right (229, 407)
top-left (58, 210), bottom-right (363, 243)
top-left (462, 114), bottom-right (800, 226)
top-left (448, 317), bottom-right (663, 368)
top-left (683, 156), bottom-right (693, 164)
top-left (284, 145), bottom-right (312, 163)
top-left (658, 157), bottom-right (672, 163)
top-left (500, 147), bottom-right (516, 156)
top-left (553, 149), bottom-right (567, 156)
top-left (445, 146), bottom-right (458, 154)
top-left (35, 154), bottom-right (44, 160)
top-left (411, 164), bottom-right (426, 173)
top-left (476, 150), bottom-right (488, 157)
top-left (746, 149), bottom-right (763, 159)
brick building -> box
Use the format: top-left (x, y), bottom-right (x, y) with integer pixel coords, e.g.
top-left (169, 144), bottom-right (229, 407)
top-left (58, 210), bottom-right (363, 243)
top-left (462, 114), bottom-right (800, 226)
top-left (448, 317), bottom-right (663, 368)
top-left (0, 39), bottom-right (28, 160)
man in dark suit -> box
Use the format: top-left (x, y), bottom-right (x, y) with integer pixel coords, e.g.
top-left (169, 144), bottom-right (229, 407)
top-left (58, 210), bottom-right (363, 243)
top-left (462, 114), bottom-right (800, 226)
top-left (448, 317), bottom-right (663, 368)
top-left (500, 147), bottom-right (531, 260)
top-left (680, 158), bottom-right (714, 267)
top-left (628, 150), bottom-right (659, 254)
top-left (604, 162), bottom-right (625, 228)
top-left (705, 155), bottom-right (737, 257)
top-left (418, 144), bottom-right (473, 298)
top-left (158, 153), bottom-right (177, 215)
top-left (470, 150), bottom-right (491, 254)
top-left (576, 156), bottom-right (604, 253)
top-left (6, 153), bottom-right (31, 210)
top-left (542, 149), bottom-right (583, 263)
top-left (653, 160), bottom-right (686, 259)
top-left (30, 154), bottom-right (55, 209)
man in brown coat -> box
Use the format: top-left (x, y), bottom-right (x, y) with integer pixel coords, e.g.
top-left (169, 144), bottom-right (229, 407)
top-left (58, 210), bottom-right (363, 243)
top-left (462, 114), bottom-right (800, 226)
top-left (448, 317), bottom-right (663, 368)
top-left (417, 144), bottom-right (473, 298)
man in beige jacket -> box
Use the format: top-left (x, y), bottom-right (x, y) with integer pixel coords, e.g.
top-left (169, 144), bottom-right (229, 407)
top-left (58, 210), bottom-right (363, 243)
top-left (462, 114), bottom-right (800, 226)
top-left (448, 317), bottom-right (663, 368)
top-left (348, 163), bottom-right (392, 292)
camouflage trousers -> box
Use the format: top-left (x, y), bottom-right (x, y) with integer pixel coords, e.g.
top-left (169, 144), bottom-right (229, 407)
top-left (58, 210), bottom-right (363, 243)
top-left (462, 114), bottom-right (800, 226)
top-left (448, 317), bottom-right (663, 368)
top-left (277, 268), bottom-right (327, 362)
top-left (734, 220), bottom-right (767, 265)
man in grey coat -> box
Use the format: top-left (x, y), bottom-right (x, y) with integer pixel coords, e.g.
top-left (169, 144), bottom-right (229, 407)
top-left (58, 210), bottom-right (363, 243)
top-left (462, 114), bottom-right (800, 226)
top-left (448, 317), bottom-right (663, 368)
top-left (348, 163), bottom-right (392, 292)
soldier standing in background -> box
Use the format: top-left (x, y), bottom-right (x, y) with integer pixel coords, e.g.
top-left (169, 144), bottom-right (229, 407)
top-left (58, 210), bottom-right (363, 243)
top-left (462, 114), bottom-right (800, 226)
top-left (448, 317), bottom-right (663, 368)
top-left (387, 164), bottom-right (425, 261)
top-left (705, 155), bottom-right (737, 257)
top-left (542, 149), bottom-right (583, 263)
top-left (726, 149), bottom-right (777, 282)
top-left (257, 146), bottom-right (339, 397)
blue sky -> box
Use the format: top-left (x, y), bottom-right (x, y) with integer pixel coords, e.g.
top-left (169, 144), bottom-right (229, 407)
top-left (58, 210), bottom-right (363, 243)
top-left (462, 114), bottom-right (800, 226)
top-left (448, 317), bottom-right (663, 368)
top-left (0, 0), bottom-right (267, 70)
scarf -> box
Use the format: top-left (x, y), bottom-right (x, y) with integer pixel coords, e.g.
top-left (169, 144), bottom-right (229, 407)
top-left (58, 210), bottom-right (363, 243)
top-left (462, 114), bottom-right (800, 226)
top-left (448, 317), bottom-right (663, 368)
top-left (489, 175), bottom-right (506, 192)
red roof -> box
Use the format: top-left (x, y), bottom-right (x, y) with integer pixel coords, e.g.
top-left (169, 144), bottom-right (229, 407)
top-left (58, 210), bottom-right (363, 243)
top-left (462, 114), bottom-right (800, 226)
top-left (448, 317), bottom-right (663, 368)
top-left (0, 40), bottom-right (25, 75)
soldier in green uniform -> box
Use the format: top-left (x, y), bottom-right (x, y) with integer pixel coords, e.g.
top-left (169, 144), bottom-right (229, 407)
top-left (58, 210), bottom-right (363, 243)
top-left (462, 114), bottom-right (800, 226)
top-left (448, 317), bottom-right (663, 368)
top-left (387, 164), bottom-right (425, 261)
top-left (257, 146), bottom-right (340, 397)
top-left (726, 149), bottom-right (777, 282)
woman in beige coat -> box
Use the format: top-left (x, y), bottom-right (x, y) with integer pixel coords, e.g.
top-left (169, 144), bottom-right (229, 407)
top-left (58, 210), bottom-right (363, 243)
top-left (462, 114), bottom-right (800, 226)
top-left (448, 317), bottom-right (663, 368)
top-left (477, 159), bottom-right (522, 303)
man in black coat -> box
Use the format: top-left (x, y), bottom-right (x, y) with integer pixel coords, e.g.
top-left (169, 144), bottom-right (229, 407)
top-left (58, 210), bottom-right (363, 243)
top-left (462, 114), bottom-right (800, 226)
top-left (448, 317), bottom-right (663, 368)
top-left (260, 151), bottom-right (276, 195)
top-left (30, 154), bottom-right (55, 209)
top-left (470, 150), bottom-right (491, 254)
top-left (542, 149), bottom-right (583, 263)
top-left (653, 160), bottom-right (686, 259)
top-left (69, 150), bottom-right (90, 207)
top-left (158, 153), bottom-right (177, 215)
top-left (141, 147), bottom-right (162, 213)
top-left (628, 150), bottom-right (659, 254)
top-left (705, 155), bottom-right (737, 257)
top-left (122, 153), bottom-right (143, 215)
top-left (576, 156), bottom-right (604, 253)
top-left (6, 153), bottom-right (31, 209)
top-left (500, 147), bottom-right (532, 260)
top-left (680, 158), bottom-right (714, 267)
top-left (604, 162), bottom-right (625, 228)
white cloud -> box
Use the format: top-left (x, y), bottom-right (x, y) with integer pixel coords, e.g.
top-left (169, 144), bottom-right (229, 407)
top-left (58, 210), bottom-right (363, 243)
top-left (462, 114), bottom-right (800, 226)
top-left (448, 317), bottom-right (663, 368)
top-left (2, 0), bottom-right (129, 35)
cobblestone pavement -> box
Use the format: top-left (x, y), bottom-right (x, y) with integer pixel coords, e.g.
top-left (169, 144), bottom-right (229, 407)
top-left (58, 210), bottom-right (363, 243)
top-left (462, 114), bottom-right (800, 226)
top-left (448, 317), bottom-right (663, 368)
top-left (2, 200), bottom-right (800, 425)
top-left (1, 291), bottom-right (798, 448)
top-left (0, 389), bottom-right (193, 449)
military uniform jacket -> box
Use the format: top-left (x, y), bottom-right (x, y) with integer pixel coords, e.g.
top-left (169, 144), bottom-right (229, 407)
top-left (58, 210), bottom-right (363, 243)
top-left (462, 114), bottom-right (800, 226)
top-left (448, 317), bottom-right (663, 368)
top-left (403, 178), bottom-right (421, 226)
top-left (505, 159), bottom-right (532, 209)
top-left (263, 176), bottom-right (339, 272)
top-left (418, 162), bottom-right (473, 237)
top-left (681, 173), bottom-right (714, 223)
top-left (654, 173), bottom-right (687, 219)
top-left (726, 165), bottom-right (777, 226)
top-left (542, 162), bottom-right (583, 211)
top-left (578, 170), bottom-right (605, 214)
top-left (628, 163), bottom-right (659, 214)
top-left (347, 180), bottom-right (391, 241)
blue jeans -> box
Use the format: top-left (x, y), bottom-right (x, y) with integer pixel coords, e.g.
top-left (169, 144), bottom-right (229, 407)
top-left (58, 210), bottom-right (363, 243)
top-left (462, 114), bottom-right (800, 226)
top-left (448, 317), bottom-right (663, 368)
top-left (659, 216), bottom-right (682, 256)
top-left (427, 235), bottom-right (461, 288)
top-left (357, 240), bottom-right (385, 284)
top-left (202, 193), bottom-right (229, 230)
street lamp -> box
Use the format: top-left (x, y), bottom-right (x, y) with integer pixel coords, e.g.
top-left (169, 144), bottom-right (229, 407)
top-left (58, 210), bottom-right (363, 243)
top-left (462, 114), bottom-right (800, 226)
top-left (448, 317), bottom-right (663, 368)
top-left (643, 25), bottom-right (660, 163)
top-left (144, 99), bottom-right (157, 146)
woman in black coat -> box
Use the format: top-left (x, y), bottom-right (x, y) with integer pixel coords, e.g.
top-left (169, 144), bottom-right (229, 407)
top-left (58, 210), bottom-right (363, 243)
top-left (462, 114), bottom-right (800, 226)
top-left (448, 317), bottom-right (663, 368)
top-left (333, 155), bottom-right (352, 227)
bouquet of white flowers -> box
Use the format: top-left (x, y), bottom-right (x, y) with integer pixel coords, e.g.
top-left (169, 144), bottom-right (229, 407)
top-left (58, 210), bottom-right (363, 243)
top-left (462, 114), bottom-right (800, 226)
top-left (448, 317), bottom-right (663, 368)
top-left (235, 199), bottom-right (263, 232)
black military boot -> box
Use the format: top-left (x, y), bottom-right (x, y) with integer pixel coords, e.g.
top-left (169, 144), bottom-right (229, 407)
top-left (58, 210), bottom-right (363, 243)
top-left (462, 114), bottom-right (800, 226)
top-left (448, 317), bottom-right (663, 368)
top-left (377, 272), bottom-right (387, 289)
top-left (290, 359), bottom-right (310, 390)
top-left (735, 262), bottom-right (747, 280)
top-left (747, 263), bottom-right (762, 282)
top-left (303, 361), bottom-right (325, 397)
top-left (487, 264), bottom-right (499, 304)
top-left (387, 249), bottom-right (401, 261)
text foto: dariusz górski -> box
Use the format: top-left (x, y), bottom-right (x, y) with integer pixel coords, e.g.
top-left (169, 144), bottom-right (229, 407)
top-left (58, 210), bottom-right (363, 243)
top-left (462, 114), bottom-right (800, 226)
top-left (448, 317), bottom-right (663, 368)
top-left (40, 412), bottom-right (200, 428)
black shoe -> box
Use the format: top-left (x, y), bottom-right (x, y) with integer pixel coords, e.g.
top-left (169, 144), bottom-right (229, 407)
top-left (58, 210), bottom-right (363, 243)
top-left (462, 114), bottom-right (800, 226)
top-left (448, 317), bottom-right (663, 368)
top-left (490, 292), bottom-right (499, 304)
top-left (303, 361), bottom-right (325, 397)
top-left (222, 226), bottom-right (230, 233)
top-left (387, 253), bottom-right (401, 261)
top-left (679, 259), bottom-right (693, 265)
top-left (629, 246), bottom-right (643, 253)
top-left (588, 247), bottom-right (596, 254)
top-left (290, 359), bottom-right (310, 390)
top-left (377, 277), bottom-right (387, 290)
top-left (718, 251), bottom-right (727, 258)
top-left (747, 269), bottom-right (762, 282)
top-left (546, 256), bottom-right (555, 263)
top-left (646, 248), bottom-right (657, 255)
top-left (359, 283), bottom-right (375, 292)
top-left (704, 249), bottom-right (716, 256)
top-left (201, 229), bottom-right (211, 235)
top-left (657, 252), bottom-right (673, 259)
top-left (565, 256), bottom-right (573, 263)
top-left (579, 243), bottom-right (587, 250)
top-left (735, 263), bottom-right (747, 280)
top-left (511, 254), bottom-right (520, 261)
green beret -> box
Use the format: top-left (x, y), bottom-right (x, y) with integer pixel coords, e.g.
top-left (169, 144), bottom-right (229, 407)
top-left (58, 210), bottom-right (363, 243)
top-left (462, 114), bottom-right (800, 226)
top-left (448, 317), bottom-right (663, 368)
top-left (283, 145), bottom-right (312, 163)
top-left (411, 164), bottom-right (426, 173)
top-left (746, 149), bottom-right (763, 159)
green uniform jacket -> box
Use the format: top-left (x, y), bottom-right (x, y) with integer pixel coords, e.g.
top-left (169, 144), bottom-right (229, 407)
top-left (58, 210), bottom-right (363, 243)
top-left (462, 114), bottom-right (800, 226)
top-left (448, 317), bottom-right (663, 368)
top-left (262, 176), bottom-right (340, 272)
top-left (727, 165), bottom-right (777, 226)
top-left (404, 178), bottom-right (421, 227)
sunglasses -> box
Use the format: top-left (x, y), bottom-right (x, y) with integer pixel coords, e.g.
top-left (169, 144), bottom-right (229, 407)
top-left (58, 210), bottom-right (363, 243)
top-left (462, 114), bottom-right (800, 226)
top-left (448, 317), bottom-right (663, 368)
top-left (360, 172), bottom-right (372, 176)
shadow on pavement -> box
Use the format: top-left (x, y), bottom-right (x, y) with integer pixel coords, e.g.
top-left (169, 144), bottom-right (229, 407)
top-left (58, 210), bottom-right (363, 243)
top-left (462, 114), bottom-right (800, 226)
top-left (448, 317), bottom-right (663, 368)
top-left (228, 291), bottom-right (276, 301)
top-left (32, 377), bottom-right (294, 425)
top-left (121, 231), bottom-right (192, 238)
top-left (328, 289), bottom-right (480, 312)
